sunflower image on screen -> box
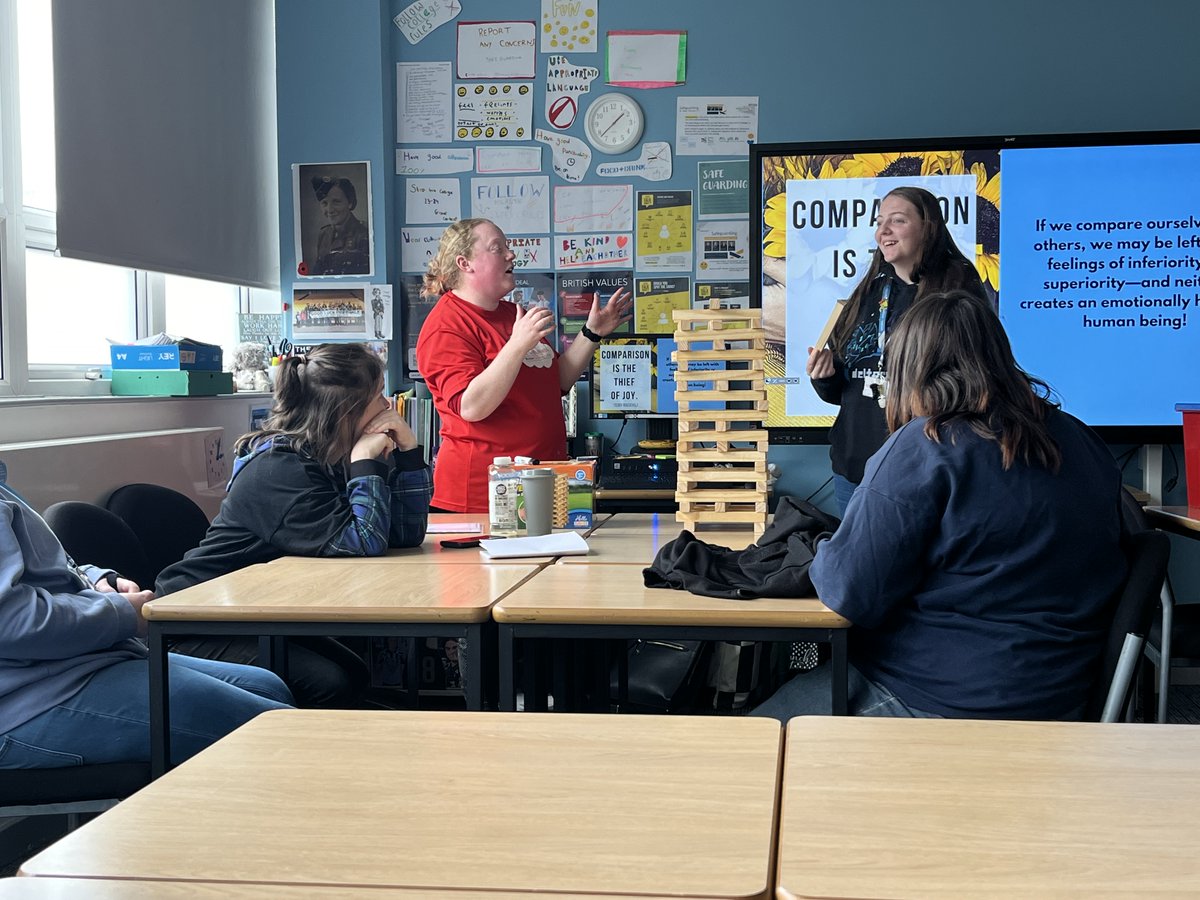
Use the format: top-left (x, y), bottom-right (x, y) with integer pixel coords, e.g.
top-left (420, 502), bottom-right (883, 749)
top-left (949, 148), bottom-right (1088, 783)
top-left (756, 147), bottom-right (1000, 431)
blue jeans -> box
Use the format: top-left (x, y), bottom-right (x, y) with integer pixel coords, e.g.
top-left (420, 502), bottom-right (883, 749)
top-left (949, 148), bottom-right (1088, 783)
top-left (0, 654), bottom-right (294, 769)
top-left (832, 473), bottom-right (858, 519)
top-left (750, 661), bottom-right (941, 721)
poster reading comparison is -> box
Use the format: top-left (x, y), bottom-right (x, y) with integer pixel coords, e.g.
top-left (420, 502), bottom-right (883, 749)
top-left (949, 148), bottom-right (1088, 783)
top-left (763, 160), bottom-right (980, 426)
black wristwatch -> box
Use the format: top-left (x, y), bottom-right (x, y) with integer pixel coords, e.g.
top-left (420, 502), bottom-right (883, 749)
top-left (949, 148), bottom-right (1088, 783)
top-left (579, 324), bottom-right (602, 343)
top-left (102, 571), bottom-right (122, 589)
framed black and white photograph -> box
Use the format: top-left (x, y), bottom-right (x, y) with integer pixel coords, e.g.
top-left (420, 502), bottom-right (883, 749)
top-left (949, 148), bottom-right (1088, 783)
top-left (293, 161), bottom-right (374, 278)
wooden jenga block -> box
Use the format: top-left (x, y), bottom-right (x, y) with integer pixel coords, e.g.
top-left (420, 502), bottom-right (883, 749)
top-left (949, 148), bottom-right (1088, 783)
top-left (671, 300), bottom-right (769, 536)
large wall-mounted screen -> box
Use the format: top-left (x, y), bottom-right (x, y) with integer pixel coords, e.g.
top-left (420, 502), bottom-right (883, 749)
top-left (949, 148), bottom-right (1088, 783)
top-left (753, 131), bottom-right (1199, 444)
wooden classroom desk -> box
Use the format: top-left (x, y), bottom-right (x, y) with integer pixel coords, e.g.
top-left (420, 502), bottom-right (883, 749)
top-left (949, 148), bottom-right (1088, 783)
top-left (1144, 505), bottom-right (1200, 540)
top-left (493, 562), bottom-right (850, 713)
top-left (562, 511), bottom-right (756, 564)
top-left (143, 561), bottom-right (538, 776)
top-left (22, 710), bottom-right (783, 899)
top-left (0, 881), bottom-right (692, 900)
top-left (775, 717), bottom-right (1200, 899)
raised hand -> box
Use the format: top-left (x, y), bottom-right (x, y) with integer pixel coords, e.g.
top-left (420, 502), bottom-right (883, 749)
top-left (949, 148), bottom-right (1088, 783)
top-left (587, 286), bottom-right (633, 337)
top-left (510, 301), bottom-right (555, 353)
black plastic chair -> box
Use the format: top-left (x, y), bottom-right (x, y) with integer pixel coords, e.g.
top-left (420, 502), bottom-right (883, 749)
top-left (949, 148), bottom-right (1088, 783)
top-left (105, 483), bottom-right (211, 588)
top-left (1085, 529), bottom-right (1171, 723)
top-left (42, 501), bottom-right (154, 590)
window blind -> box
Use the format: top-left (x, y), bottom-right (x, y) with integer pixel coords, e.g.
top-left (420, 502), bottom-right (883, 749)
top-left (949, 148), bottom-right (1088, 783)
top-left (51, 0), bottom-right (279, 289)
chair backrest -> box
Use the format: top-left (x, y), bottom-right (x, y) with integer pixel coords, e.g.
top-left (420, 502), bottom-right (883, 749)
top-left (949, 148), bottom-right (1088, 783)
top-left (1086, 528), bottom-right (1171, 722)
top-left (42, 501), bottom-right (155, 590)
top-left (104, 483), bottom-right (211, 587)
top-left (0, 762), bottom-right (150, 831)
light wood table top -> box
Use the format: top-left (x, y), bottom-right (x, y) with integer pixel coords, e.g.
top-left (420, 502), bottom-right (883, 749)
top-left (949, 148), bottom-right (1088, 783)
top-left (0, 880), bottom-right (690, 899)
top-left (563, 522), bottom-right (757, 564)
top-left (1144, 505), bottom-right (1200, 538)
top-left (144, 560), bottom-right (538, 624)
top-left (776, 717), bottom-right (1200, 899)
top-left (494, 561), bottom-right (846, 628)
top-left (22, 710), bottom-right (782, 898)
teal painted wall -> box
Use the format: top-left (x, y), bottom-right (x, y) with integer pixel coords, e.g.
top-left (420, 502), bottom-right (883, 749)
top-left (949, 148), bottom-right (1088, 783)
top-left (275, 0), bottom-right (1199, 592)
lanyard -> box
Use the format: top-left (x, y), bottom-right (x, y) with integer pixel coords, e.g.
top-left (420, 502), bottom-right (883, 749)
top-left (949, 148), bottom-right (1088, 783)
top-left (876, 278), bottom-right (893, 372)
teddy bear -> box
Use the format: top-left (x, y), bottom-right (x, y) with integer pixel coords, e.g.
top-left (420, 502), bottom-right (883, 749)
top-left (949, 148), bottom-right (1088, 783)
top-left (230, 341), bottom-right (272, 392)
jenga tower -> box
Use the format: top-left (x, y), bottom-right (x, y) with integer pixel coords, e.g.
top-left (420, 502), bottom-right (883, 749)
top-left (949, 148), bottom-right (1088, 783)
top-left (672, 300), bottom-right (768, 536)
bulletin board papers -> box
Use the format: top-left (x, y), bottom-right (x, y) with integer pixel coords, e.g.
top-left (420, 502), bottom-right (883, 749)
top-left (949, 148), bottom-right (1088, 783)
top-left (398, 62), bottom-right (452, 143)
top-left (455, 82), bottom-right (533, 142)
top-left (698, 160), bottom-right (750, 219)
top-left (606, 31), bottom-right (686, 88)
top-left (559, 271), bottom-right (632, 347)
top-left (676, 96), bottom-right (759, 156)
top-left (401, 275), bottom-right (434, 377)
top-left (635, 190), bottom-right (693, 271)
top-left (457, 21), bottom-right (536, 80)
top-left (401, 226), bottom-right (444, 273)
top-left (470, 175), bottom-right (549, 234)
top-left (596, 142), bottom-right (672, 181)
top-left (534, 130), bottom-right (592, 182)
top-left (509, 236), bottom-right (552, 271)
top-left (553, 183), bottom-right (634, 233)
top-left (394, 0), bottom-right (461, 45)
top-left (696, 220), bottom-right (750, 280)
top-left (396, 148), bottom-right (473, 176)
top-left (555, 233), bottom-right (633, 270)
top-left (404, 178), bottom-right (461, 224)
top-left (634, 276), bottom-right (691, 333)
top-left (544, 55), bottom-right (599, 129)
top-left (476, 146), bottom-right (542, 174)
top-left (540, 0), bottom-right (598, 53)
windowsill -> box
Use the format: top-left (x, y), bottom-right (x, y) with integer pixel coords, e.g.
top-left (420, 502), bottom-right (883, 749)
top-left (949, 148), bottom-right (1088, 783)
top-left (0, 388), bottom-right (272, 405)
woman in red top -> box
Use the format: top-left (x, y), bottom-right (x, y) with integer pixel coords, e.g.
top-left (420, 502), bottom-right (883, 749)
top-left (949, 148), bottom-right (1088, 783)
top-left (416, 218), bottom-right (630, 512)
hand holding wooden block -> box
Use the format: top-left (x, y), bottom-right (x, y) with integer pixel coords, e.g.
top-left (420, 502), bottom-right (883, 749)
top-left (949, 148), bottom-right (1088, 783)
top-left (814, 298), bottom-right (847, 351)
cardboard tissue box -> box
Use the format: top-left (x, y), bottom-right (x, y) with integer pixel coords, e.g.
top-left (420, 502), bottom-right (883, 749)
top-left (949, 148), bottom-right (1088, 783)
top-left (110, 337), bottom-right (223, 371)
top-left (512, 459), bottom-right (595, 529)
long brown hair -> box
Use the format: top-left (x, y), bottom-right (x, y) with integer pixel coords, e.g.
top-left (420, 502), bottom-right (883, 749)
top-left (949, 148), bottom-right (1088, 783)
top-left (235, 343), bottom-right (384, 467)
top-left (421, 218), bottom-right (490, 298)
top-left (884, 290), bottom-right (1062, 472)
top-left (830, 186), bottom-right (983, 353)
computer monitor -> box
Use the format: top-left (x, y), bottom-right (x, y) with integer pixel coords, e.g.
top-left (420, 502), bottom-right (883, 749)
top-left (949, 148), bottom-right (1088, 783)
top-left (751, 129), bottom-right (1200, 445)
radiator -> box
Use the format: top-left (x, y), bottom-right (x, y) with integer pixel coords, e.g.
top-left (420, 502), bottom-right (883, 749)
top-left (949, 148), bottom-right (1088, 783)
top-left (0, 427), bottom-right (227, 519)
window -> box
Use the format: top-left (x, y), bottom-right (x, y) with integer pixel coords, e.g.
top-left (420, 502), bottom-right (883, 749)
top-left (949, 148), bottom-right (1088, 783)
top-left (0, 0), bottom-right (279, 396)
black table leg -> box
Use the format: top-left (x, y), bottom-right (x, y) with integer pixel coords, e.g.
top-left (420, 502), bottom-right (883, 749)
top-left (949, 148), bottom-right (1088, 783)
top-left (148, 624), bottom-right (170, 779)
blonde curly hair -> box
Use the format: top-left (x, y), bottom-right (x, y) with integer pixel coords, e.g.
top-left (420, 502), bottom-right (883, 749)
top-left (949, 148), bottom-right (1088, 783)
top-left (421, 218), bottom-right (491, 298)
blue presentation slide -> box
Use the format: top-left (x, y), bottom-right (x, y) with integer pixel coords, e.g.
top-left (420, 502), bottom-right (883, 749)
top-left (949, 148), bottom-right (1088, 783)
top-left (1000, 144), bottom-right (1200, 426)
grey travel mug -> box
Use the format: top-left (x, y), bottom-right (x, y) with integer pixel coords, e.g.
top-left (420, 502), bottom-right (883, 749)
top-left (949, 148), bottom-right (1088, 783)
top-left (520, 468), bottom-right (556, 536)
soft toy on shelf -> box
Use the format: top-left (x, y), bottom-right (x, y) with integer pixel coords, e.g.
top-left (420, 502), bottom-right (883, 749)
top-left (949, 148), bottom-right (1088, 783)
top-left (230, 341), bottom-right (271, 392)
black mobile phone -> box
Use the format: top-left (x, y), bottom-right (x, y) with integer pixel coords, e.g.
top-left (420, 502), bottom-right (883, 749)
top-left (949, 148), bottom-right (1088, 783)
top-left (440, 535), bottom-right (491, 548)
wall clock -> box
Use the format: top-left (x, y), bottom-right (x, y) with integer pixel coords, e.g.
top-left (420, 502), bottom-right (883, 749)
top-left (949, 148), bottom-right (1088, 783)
top-left (583, 92), bottom-right (645, 155)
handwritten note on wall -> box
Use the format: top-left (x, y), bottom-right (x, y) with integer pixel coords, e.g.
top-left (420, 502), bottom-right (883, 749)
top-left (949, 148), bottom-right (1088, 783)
top-left (553, 184), bottom-right (633, 232)
top-left (540, 0), bottom-right (598, 52)
top-left (394, 0), bottom-right (461, 45)
top-left (457, 21), bottom-right (536, 79)
top-left (470, 175), bottom-right (550, 234)
top-left (405, 178), bottom-right (462, 225)
top-left (455, 83), bottom-right (533, 142)
top-left (396, 148), bottom-right (474, 176)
